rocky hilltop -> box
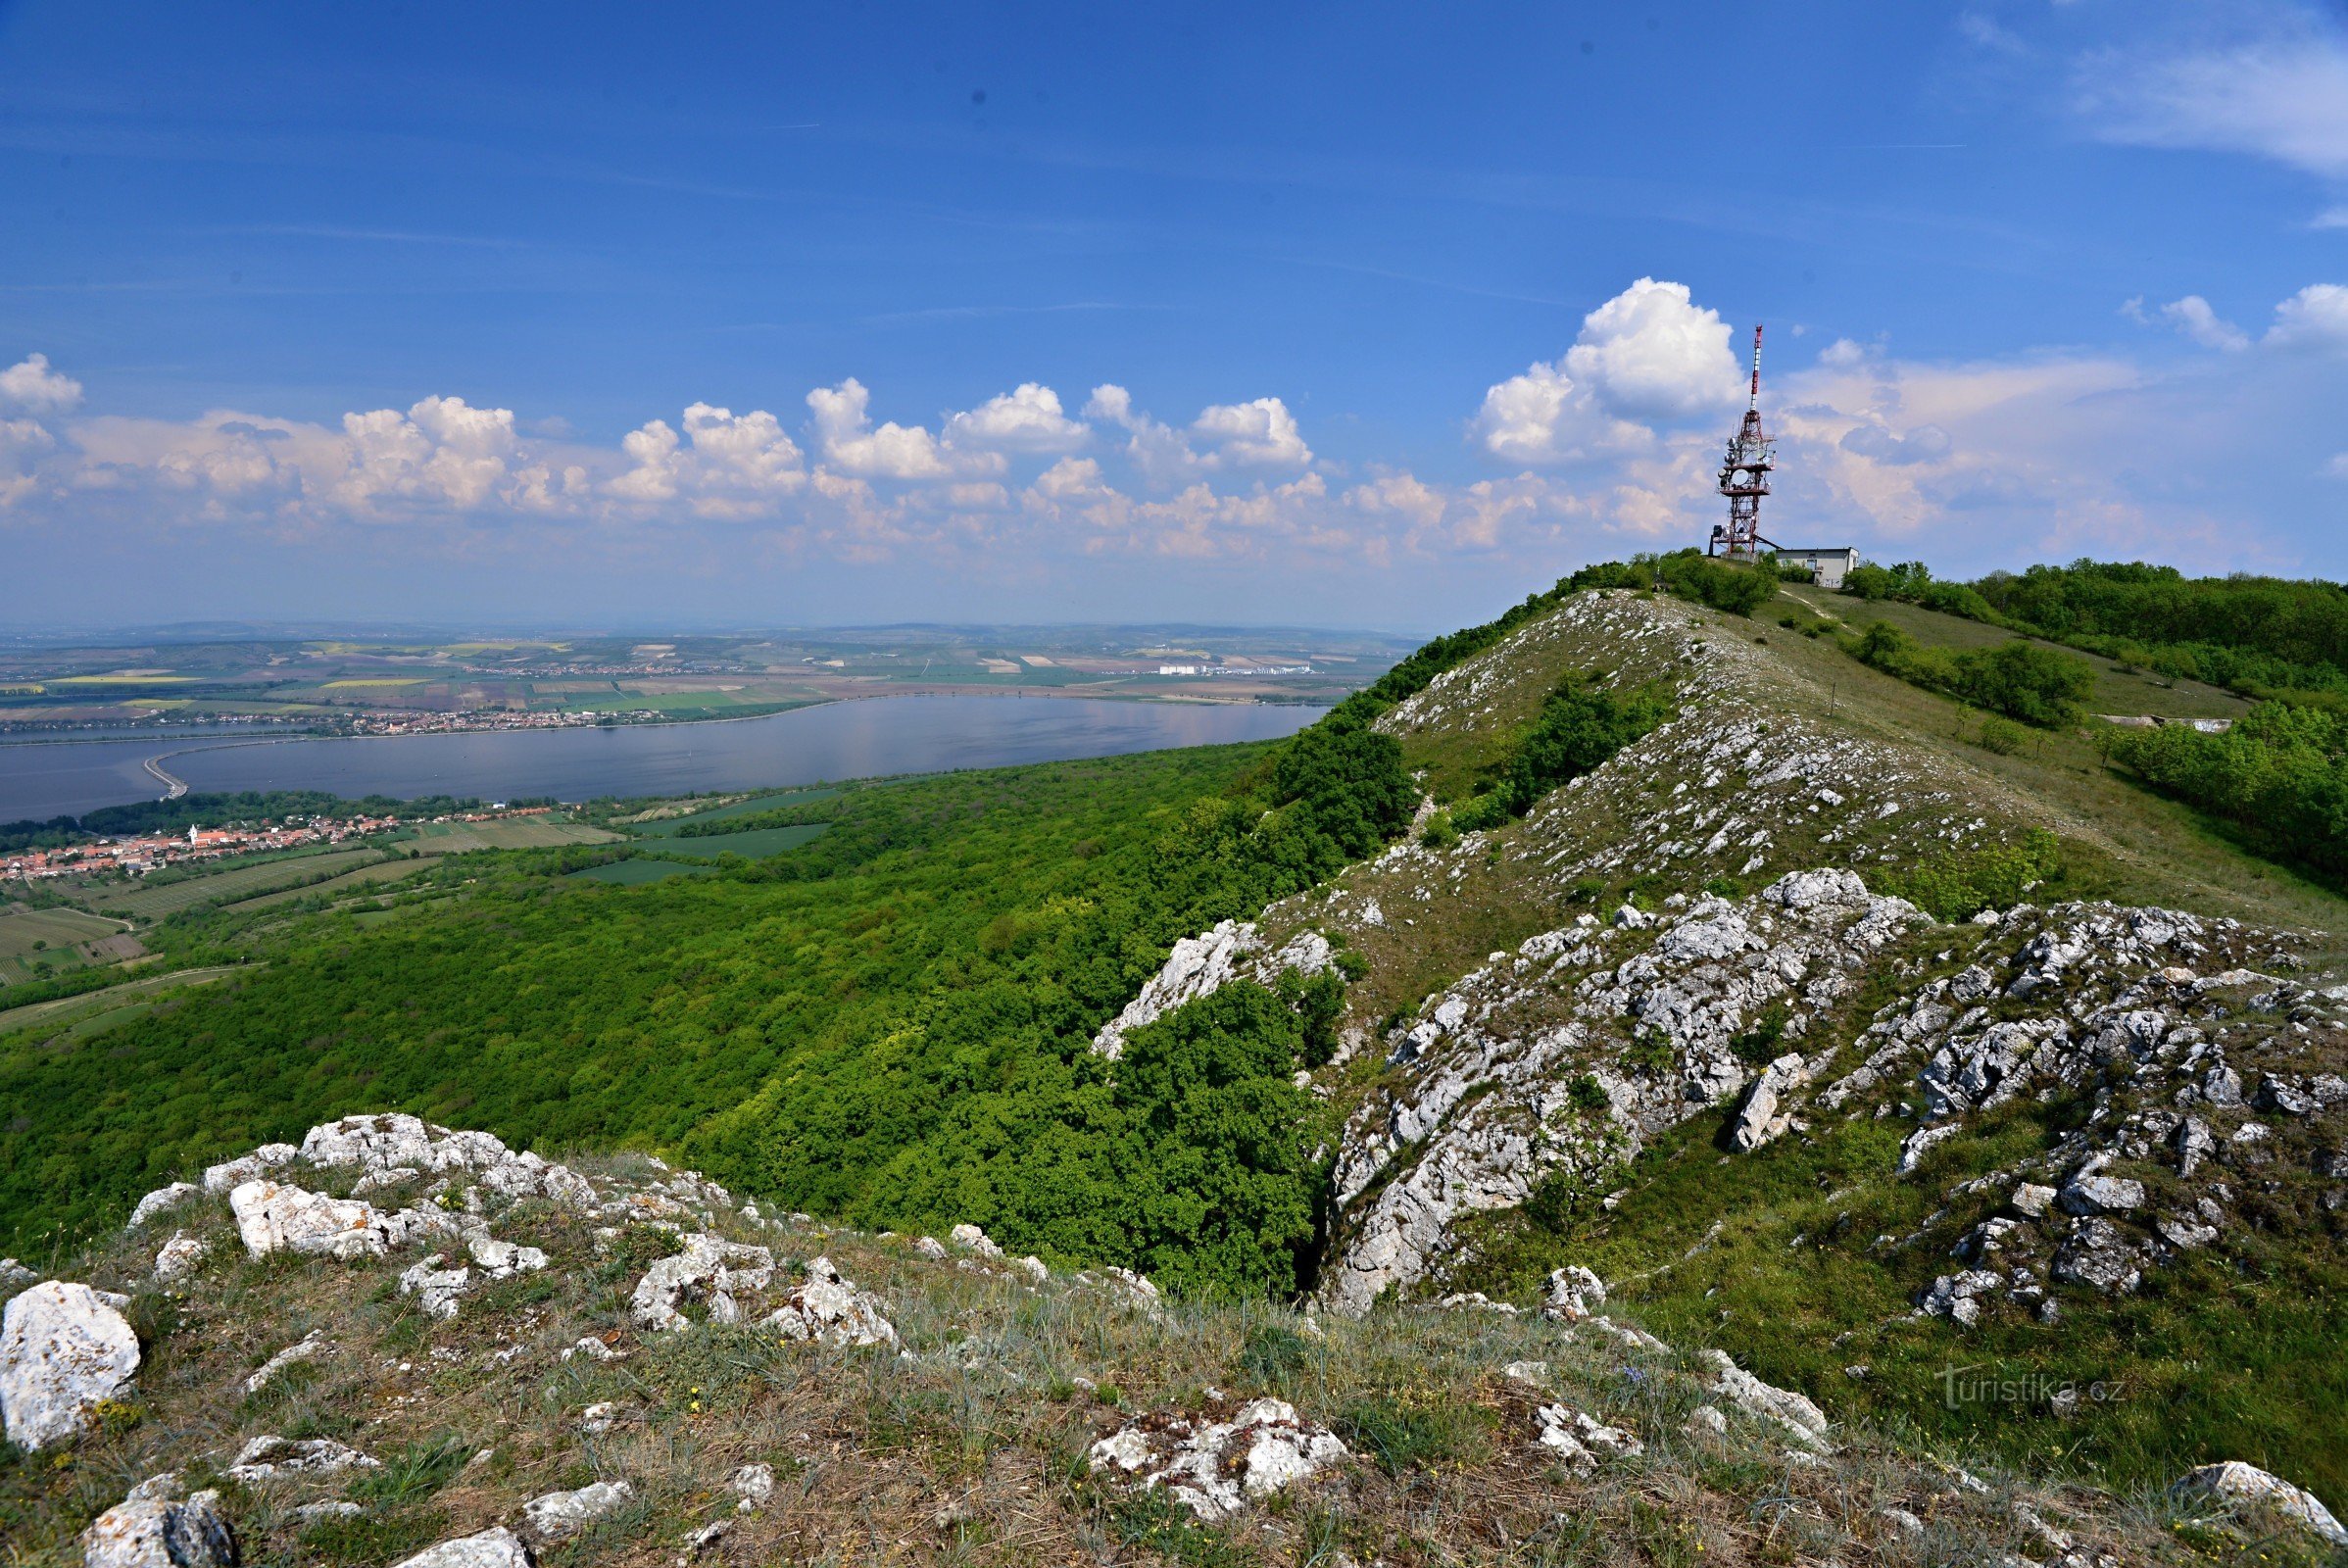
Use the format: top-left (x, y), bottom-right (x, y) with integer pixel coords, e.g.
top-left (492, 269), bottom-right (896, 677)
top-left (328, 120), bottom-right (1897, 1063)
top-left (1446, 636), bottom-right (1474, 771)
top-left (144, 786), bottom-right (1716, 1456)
top-left (5, 1109), bottom-right (2344, 1567)
top-left (6, 587), bottom-right (2347, 1565)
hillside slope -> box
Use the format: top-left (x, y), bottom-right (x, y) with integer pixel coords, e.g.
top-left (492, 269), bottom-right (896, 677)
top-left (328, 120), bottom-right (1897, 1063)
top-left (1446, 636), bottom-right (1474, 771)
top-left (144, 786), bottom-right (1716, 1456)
top-left (7, 1113), bottom-right (2344, 1568)
top-left (1113, 587), bottom-right (2348, 1502)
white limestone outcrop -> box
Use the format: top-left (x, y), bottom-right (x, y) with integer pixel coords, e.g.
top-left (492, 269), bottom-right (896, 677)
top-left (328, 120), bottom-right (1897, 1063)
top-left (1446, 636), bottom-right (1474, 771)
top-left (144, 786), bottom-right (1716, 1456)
top-left (0, 1280), bottom-right (140, 1450)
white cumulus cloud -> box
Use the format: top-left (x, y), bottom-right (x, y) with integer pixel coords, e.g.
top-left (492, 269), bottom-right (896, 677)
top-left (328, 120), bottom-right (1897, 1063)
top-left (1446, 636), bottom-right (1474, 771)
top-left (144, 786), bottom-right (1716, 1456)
top-left (2159, 295), bottom-right (2251, 351)
top-left (1471, 277), bottom-right (1739, 466)
top-left (942, 382), bottom-right (1089, 454)
top-left (2265, 282), bottom-right (2348, 350)
top-left (1563, 277), bottom-right (1743, 419)
top-left (807, 377), bottom-right (954, 479)
top-left (611, 402), bottom-right (806, 517)
top-left (0, 353), bottom-right (84, 416)
top-left (1190, 397), bottom-right (1312, 468)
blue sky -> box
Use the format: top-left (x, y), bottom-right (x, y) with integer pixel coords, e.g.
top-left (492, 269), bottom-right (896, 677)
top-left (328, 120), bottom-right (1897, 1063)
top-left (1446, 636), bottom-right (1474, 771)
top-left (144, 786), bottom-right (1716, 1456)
top-left (2, 0), bottom-right (2344, 631)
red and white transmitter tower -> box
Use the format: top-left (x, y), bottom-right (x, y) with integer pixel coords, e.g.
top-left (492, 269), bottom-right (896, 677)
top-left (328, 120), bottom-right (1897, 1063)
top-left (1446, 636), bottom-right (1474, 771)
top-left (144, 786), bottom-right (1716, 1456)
top-left (1708, 324), bottom-right (1777, 560)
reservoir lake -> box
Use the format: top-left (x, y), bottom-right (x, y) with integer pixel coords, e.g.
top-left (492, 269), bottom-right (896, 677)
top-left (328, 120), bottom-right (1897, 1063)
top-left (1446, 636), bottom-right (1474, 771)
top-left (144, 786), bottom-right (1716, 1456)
top-left (0, 696), bottom-right (1317, 821)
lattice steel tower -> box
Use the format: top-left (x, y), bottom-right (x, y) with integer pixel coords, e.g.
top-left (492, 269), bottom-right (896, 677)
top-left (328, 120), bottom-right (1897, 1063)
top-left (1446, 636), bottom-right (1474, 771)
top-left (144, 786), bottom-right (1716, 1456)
top-left (1709, 324), bottom-right (1776, 560)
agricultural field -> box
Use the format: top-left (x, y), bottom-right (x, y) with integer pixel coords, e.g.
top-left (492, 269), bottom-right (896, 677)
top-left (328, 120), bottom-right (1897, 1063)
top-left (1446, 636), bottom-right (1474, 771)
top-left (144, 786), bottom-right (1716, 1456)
top-left (408, 818), bottom-right (619, 852)
top-left (0, 904), bottom-right (133, 985)
top-left (222, 856), bottom-right (434, 910)
top-left (625, 787), bottom-right (840, 835)
top-left (0, 963), bottom-right (245, 1042)
top-left (74, 847), bottom-right (388, 919)
top-left (645, 823), bottom-right (831, 859)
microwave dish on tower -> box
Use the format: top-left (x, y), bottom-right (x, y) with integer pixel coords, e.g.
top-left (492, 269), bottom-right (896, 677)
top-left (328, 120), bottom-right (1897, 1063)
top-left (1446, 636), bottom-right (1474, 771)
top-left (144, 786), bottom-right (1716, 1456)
top-left (1708, 324), bottom-right (1777, 560)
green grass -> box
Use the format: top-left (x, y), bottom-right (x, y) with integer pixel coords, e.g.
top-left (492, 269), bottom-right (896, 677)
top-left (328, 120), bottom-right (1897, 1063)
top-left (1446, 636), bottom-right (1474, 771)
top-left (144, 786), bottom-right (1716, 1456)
top-left (1759, 585), bottom-right (2348, 949)
top-left (645, 823), bottom-right (831, 860)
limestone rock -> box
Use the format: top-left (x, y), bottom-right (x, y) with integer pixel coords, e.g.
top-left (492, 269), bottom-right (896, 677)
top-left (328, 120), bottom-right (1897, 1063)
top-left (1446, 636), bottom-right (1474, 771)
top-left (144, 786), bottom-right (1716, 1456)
top-left (762, 1256), bottom-right (897, 1347)
top-left (630, 1234), bottom-right (773, 1332)
top-left (2011, 1183), bottom-right (2058, 1218)
top-left (1091, 920), bottom-right (1260, 1059)
top-left (399, 1255), bottom-right (471, 1320)
top-left (518, 1480), bottom-right (633, 1544)
top-left (299, 1113), bottom-right (594, 1207)
top-left (0, 1281), bottom-right (140, 1450)
top-left (2059, 1173), bottom-right (2145, 1216)
top-left (243, 1332), bottom-right (328, 1395)
top-left (1539, 1265), bottom-right (1605, 1323)
top-left (2173, 1461), bottom-right (2346, 1546)
top-left (202, 1145), bottom-right (296, 1194)
top-left (912, 1236), bottom-right (948, 1260)
top-left (0, 1257), bottom-right (36, 1292)
top-left (81, 1493), bottom-right (235, 1568)
top-left (1089, 1397), bottom-right (1347, 1520)
top-left (1533, 1403), bottom-right (1643, 1469)
top-left (225, 1435), bottom-right (379, 1482)
top-left (126, 1184), bottom-right (201, 1231)
top-left (948, 1223), bottom-right (1003, 1259)
top-left (2053, 1218), bottom-right (2143, 1295)
top-left (228, 1181), bottom-right (392, 1260)
top-left (1731, 1053), bottom-right (1809, 1152)
top-left (153, 1233), bottom-right (209, 1283)
top-left (1011, 1254), bottom-right (1048, 1284)
top-left (1703, 1349), bottom-right (1830, 1449)
top-left (727, 1462), bottom-right (774, 1512)
top-left (389, 1526), bottom-right (535, 1568)
top-left (466, 1236), bottom-right (548, 1278)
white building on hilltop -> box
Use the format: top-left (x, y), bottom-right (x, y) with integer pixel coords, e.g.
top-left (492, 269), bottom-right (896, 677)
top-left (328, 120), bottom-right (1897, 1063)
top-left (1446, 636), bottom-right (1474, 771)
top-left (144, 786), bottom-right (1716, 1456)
top-left (1773, 546), bottom-right (1859, 590)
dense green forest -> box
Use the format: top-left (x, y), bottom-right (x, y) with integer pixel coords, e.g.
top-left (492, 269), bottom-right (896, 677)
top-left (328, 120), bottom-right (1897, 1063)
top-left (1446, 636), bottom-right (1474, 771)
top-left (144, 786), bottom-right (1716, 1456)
top-left (0, 747), bottom-right (1364, 1294)
top-left (1844, 558), bottom-right (2348, 700)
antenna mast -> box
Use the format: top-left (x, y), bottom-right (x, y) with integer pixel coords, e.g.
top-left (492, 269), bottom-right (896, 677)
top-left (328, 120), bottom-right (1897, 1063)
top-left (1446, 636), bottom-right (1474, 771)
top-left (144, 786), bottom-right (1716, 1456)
top-left (1710, 323), bottom-right (1776, 560)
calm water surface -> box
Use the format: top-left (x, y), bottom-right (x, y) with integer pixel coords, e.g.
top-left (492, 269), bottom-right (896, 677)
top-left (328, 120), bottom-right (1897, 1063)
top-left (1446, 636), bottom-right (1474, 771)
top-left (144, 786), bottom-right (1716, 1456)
top-left (0, 697), bottom-right (1317, 821)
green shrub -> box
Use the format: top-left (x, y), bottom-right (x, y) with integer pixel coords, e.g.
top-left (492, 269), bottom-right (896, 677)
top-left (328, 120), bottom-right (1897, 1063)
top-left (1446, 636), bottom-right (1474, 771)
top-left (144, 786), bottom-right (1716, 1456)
top-left (2108, 701), bottom-right (2348, 883)
top-left (1977, 715), bottom-right (2027, 755)
top-left (1878, 828), bottom-right (2064, 920)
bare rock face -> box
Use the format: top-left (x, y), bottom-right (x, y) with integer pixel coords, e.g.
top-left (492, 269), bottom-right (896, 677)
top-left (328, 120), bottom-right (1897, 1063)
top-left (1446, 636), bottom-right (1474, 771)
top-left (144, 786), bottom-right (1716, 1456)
top-left (299, 1113), bottom-right (595, 1207)
top-left (1703, 1349), bottom-right (1831, 1450)
top-left (389, 1526), bottom-right (535, 1568)
top-left (0, 1281), bottom-right (140, 1450)
top-left (81, 1492), bottom-right (236, 1568)
top-left (202, 1145), bottom-right (297, 1194)
top-left (2173, 1461), bottom-right (2346, 1546)
top-left (242, 1332), bottom-right (328, 1395)
top-left (1319, 870), bottom-right (1921, 1315)
top-left (228, 1181), bottom-right (394, 1260)
top-left (1092, 922), bottom-right (1335, 1059)
top-left (518, 1480), bottom-right (633, 1544)
top-left (1539, 1266), bottom-right (1605, 1323)
top-left (1088, 1397), bottom-right (1347, 1519)
top-left (761, 1256), bottom-right (897, 1347)
top-left (629, 1234), bottom-right (774, 1332)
